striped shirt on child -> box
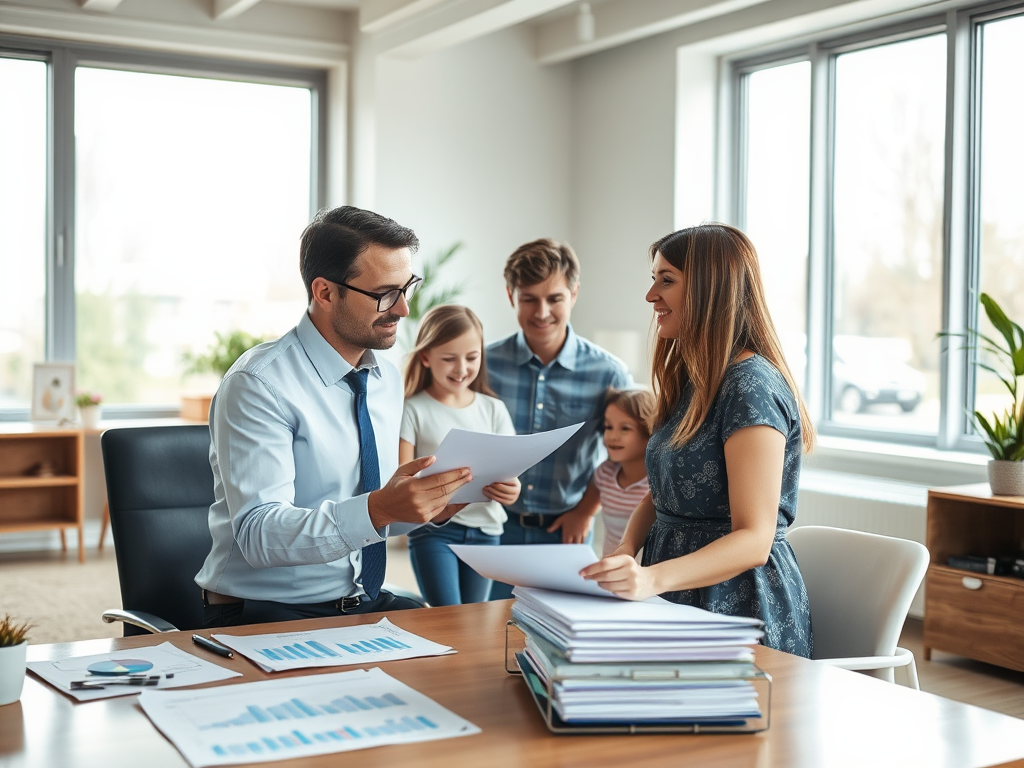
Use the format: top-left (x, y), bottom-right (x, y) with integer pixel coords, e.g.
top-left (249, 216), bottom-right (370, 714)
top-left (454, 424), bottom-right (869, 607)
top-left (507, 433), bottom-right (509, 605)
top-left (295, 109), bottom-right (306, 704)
top-left (593, 459), bottom-right (650, 557)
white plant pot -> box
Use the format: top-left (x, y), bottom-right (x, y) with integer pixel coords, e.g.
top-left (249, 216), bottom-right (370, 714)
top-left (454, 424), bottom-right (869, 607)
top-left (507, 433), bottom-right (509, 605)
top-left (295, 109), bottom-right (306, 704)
top-left (988, 459), bottom-right (1024, 496)
top-left (78, 404), bottom-right (102, 430)
top-left (0, 641), bottom-right (27, 706)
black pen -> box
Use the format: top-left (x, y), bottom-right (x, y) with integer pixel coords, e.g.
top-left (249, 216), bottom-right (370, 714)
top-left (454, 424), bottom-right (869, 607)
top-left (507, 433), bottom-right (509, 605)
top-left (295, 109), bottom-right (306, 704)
top-left (192, 634), bottom-right (234, 658)
top-left (71, 675), bottom-right (161, 689)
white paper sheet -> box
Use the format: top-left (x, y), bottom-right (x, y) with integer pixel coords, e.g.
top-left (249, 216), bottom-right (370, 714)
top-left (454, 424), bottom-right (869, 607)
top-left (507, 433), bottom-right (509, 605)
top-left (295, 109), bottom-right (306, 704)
top-left (449, 543), bottom-right (623, 598)
top-left (512, 586), bottom-right (763, 629)
top-left (420, 422), bottom-right (585, 503)
top-left (26, 642), bottom-right (242, 701)
top-left (139, 667), bottom-right (480, 768)
top-left (213, 618), bottom-right (454, 673)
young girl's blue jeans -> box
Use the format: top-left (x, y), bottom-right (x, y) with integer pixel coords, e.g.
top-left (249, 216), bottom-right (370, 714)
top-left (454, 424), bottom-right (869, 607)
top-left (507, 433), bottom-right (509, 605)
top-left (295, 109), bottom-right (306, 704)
top-left (407, 522), bottom-right (499, 606)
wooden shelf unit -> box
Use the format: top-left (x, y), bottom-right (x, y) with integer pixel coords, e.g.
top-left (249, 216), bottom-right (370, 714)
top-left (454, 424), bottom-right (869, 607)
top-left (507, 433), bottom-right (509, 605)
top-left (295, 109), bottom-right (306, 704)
top-left (923, 484), bottom-right (1024, 672)
top-left (0, 424), bottom-right (84, 563)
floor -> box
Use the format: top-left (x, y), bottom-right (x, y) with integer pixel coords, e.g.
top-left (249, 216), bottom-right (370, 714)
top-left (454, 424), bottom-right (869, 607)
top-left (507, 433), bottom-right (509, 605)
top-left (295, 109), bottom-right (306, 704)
top-left (2, 540), bottom-right (1022, 720)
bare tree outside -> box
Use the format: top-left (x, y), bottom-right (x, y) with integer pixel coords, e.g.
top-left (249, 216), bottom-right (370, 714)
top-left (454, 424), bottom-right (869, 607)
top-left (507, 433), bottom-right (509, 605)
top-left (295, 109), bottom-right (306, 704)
top-left (831, 34), bottom-right (947, 431)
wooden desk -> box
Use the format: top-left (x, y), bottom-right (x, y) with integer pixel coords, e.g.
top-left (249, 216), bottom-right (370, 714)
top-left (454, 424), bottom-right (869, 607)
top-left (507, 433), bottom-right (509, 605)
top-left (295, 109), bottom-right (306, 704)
top-left (4, 602), bottom-right (1024, 768)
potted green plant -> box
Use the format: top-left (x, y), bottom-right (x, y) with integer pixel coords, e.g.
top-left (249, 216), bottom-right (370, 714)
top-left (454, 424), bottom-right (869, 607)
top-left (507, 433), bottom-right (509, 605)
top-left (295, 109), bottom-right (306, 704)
top-left (180, 330), bottom-right (267, 421)
top-left (0, 615), bottom-right (33, 706)
top-left (74, 391), bottom-right (103, 430)
top-left (941, 293), bottom-right (1024, 495)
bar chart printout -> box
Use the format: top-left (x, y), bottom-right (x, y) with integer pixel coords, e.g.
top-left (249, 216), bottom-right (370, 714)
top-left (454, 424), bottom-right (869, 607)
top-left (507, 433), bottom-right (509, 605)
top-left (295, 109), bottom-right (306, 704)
top-left (213, 617), bottom-right (455, 672)
top-left (139, 668), bottom-right (480, 767)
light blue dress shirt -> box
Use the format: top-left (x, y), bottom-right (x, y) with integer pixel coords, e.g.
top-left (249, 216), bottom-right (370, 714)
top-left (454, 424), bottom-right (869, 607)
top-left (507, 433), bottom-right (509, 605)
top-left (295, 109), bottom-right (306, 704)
top-left (195, 312), bottom-right (415, 604)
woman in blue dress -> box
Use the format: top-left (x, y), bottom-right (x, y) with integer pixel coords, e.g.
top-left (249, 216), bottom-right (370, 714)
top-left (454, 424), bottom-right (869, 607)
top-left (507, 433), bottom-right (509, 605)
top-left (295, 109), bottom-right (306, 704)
top-left (581, 224), bottom-right (814, 657)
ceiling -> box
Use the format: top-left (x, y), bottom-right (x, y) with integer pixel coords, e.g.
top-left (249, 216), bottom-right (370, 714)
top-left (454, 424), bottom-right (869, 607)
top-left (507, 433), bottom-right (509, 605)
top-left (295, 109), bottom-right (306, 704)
top-left (30, 0), bottom-right (777, 64)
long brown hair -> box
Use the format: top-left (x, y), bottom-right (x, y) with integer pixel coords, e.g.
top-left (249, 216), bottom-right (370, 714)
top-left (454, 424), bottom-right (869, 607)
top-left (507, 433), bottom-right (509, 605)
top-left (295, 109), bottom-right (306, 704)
top-left (649, 223), bottom-right (815, 452)
top-left (403, 305), bottom-right (496, 398)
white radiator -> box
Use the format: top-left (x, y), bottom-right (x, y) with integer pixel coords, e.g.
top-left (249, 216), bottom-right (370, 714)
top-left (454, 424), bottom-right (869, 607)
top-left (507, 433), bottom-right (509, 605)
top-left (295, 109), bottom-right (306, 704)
top-left (795, 469), bottom-right (929, 618)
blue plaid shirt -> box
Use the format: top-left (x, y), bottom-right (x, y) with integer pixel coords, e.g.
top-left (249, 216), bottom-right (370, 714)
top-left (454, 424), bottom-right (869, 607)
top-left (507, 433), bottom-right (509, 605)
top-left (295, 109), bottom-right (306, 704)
top-left (485, 327), bottom-right (632, 517)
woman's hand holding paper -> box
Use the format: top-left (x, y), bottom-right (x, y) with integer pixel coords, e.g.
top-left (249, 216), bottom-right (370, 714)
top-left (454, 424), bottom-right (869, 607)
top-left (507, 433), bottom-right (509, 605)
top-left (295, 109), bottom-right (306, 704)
top-left (579, 553), bottom-right (661, 602)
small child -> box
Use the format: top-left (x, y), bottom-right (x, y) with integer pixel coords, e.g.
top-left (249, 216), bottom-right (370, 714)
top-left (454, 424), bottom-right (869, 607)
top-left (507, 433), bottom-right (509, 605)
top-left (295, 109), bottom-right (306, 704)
top-left (400, 305), bottom-right (521, 606)
top-left (593, 387), bottom-right (654, 557)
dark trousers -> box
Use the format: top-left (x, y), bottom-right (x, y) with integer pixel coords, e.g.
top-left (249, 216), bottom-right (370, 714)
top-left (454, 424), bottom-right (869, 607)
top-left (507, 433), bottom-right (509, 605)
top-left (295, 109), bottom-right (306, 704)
top-left (202, 590), bottom-right (425, 629)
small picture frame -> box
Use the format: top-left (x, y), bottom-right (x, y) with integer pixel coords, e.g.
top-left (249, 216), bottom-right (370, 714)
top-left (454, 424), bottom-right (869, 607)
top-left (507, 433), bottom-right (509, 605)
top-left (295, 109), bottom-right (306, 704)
top-left (31, 362), bottom-right (76, 422)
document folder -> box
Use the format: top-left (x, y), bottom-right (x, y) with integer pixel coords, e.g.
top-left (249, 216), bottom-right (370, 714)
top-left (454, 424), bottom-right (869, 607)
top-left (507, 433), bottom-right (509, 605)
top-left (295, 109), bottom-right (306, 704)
top-left (505, 620), bottom-right (771, 735)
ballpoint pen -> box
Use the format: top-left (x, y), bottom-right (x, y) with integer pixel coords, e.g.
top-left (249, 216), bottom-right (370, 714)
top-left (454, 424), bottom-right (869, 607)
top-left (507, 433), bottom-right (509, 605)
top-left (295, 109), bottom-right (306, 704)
top-left (71, 675), bottom-right (162, 689)
top-left (192, 634), bottom-right (234, 658)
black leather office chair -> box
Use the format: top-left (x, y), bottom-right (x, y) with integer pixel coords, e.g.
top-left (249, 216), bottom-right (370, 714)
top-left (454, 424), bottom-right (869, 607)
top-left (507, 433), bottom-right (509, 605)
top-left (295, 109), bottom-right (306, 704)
top-left (100, 425), bottom-right (214, 636)
top-left (100, 425), bottom-right (427, 634)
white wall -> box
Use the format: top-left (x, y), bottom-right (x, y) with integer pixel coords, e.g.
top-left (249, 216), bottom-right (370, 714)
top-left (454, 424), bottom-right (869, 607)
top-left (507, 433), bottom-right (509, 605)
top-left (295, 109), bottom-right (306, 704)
top-left (567, 35), bottom-right (679, 382)
top-left (374, 25), bottom-right (573, 346)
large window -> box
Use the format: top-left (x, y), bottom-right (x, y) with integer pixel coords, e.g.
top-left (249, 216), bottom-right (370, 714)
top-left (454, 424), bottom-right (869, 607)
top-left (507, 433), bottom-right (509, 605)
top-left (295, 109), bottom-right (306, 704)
top-left (739, 60), bottom-right (811, 392)
top-left (74, 68), bottom-right (312, 405)
top-left (0, 57), bottom-right (47, 410)
top-left (0, 39), bottom-right (324, 418)
top-left (732, 3), bottom-right (1024, 451)
top-left (975, 12), bottom-right (1024, 420)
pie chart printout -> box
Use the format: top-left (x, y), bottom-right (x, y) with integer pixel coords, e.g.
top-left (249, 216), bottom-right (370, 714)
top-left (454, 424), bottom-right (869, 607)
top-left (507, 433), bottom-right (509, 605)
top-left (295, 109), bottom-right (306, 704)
top-left (87, 659), bottom-right (156, 676)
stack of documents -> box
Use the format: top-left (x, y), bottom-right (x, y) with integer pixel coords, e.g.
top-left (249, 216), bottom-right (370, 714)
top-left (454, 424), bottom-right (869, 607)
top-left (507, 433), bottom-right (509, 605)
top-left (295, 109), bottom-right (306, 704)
top-left (511, 587), bottom-right (767, 725)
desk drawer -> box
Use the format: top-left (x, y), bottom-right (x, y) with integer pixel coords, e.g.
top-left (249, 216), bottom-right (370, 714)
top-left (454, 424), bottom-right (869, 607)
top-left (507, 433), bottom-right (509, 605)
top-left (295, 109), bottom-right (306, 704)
top-left (923, 567), bottom-right (1024, 672)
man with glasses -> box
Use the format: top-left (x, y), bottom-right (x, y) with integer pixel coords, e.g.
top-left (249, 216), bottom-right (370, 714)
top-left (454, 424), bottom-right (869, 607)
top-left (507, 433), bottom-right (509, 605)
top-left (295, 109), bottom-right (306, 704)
top-left (197, 206), bottom-right (472, 627)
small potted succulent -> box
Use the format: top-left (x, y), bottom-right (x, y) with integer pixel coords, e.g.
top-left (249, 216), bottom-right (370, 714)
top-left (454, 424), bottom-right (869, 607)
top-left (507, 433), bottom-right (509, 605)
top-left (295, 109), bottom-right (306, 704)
top-left (0, 614), bottom-right (33, 706)
top-left (941, 293), bottom-right (1024, 495)
top-left (74, 391), bottom-right (103, 430)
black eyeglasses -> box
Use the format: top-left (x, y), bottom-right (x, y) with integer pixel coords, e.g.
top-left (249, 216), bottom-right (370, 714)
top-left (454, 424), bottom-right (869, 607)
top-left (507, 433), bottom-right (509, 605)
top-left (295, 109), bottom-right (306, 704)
top-left (332, 274), bottom-right (422, 313)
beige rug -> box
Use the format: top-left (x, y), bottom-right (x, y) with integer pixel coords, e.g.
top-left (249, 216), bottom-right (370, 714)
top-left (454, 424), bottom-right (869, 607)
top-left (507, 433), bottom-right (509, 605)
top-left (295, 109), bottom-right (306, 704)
top-left (0, 549), bottom-right (124, 645)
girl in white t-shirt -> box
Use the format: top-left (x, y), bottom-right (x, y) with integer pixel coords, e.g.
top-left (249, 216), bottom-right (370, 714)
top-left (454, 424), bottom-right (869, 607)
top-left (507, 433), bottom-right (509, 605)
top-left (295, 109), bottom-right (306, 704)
top-left (592, 387), bottom-right (654, 557)
top-left (400, 305), bottom-right (521, 606)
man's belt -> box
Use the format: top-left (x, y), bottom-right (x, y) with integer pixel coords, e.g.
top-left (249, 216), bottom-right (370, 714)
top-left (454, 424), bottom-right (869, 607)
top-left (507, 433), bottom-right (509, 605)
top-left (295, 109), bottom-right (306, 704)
top-left (202, 590), bottom-right (365, 613)
top-left (511, 511), bottom-right (560, 529)
top-left (202, 589), bottom-right (242, 606)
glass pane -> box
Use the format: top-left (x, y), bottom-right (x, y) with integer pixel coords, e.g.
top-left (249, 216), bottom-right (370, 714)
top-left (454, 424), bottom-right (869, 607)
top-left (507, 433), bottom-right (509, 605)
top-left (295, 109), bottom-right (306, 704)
top-left (975, 14), bottom-right (1024, 426)
top-left (831, 35), bottom-right (946, 432)
top-left (0, 57), bottom-right (47, 411)
top-left (743, 61), bottom-right (811, 393)
top-left (75, 68), bottom-right (312, 406)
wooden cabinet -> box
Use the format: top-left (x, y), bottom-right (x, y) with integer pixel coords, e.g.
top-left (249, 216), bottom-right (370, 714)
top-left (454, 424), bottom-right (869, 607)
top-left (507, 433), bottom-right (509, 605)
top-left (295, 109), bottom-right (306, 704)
top-left (923, 484), bottom-right (1024, 672)
top-left (0, 424), bottom-right (84, 563)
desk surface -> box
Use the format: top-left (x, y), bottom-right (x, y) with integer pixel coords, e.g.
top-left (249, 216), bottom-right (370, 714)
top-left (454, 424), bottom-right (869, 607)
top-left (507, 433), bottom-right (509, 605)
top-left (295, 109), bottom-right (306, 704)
top-left (4, 601), bottom-right (1024, 768)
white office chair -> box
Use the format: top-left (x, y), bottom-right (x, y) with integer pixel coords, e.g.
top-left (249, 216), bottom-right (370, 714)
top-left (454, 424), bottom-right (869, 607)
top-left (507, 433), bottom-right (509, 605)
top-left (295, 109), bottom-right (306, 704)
top-left (787, 525), bottom-right (929, 688)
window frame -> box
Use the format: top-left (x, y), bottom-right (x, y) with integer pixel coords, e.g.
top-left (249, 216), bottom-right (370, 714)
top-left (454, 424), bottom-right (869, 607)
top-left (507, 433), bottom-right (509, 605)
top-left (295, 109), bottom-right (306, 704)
top-left (726, 0), bottom-right (1024, 454)
top-left (0, 33), bottom-right (327, 420)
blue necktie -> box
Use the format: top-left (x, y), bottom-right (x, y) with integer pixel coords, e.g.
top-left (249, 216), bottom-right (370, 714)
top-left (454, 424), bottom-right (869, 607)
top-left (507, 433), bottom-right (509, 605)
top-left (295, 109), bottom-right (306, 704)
top-left (345, 368), bottom-right (386, 601)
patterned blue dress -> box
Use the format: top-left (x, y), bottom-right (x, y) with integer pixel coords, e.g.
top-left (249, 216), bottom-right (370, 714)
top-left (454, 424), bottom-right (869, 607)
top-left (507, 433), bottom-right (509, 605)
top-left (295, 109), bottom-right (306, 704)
top-left (642, 355), bottom-right (813, 657)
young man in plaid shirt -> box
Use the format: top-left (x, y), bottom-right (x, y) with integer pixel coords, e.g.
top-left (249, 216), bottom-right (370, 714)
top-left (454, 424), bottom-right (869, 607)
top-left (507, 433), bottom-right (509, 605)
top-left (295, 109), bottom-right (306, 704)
top-left (486, 238), bottom-right (632, 600)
